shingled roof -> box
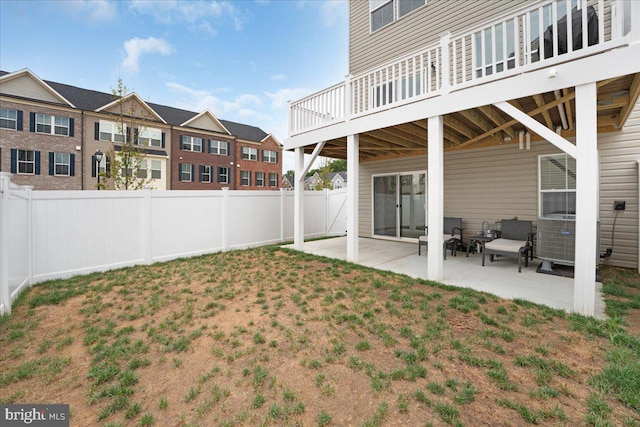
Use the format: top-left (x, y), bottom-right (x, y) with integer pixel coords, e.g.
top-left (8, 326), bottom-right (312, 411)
top-left (0, 70), bottom-right (270, 143)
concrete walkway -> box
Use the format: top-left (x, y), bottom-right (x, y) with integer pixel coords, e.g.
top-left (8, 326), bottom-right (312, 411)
top-left (285, 237), bottom-right (605, 317)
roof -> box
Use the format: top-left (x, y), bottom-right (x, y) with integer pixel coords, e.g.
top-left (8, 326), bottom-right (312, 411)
top-left (329, 171), bottom-right (347, 181)
top-left (0, 69), bottom-right (270, 143)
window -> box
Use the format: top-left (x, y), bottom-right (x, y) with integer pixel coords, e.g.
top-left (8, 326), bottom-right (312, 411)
top-left (99, 120), bottom-right (126, 142)
top-left (241, 146), bottom-right (258, 160)
top-left (200, 165), bottom-right (212, 183)
top-left (371, 0), bottom-right (425, 32)
top-left (241, 171), bottom-right (251, 186)
top-left (138, 127), bottom-right (162, 147)
top-left (137, 160), bottom-right (148, 179)
top-left (209, 140), bottom-right (229, 155)
top-left (0, 108), bottom-right (21, 130)
top-left (181, 135), bottom-right (203, 152)
top-left (180, 163), bottom-right (193, 182)
top-left (539, 154), bottom-right (576, 217)
top-left (53, 152), bottom-right (71, 176)
top-left (269, 173), bottom-right (278, 187)
top-left (334, 180), bottom-right (343, 189)
top-left (35, 113), bottom-right (71, 136)
top-left (218, 167), bottom-right (230, 184)
top-left (263, 150), bottom-right (277, 163)
top-left (256, 172), bottom-right (265, 187)
top-left (17, 149), bottom-right (36, 174)
top-left (151, 160), bottom-right (162, 179)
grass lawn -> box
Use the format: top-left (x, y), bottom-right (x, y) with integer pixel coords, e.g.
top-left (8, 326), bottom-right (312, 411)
top-left (1, 246), bottom-right (639, 426)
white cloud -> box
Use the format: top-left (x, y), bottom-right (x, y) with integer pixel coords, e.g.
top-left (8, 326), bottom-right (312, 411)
top-left (265, 87), bottom-right (313, 108)
top-left (320, 0), bottom-right (347, 27)
top-left (166, 81), bottom-right (266, 121)
top-left (270, 74), bottom-right (287, 81)
top-left (129, 0), bottom-right (243, 34)
top-left (67, 0), bottom-right (117, 22)
top-left (122, 37), bottom-right (174, 73)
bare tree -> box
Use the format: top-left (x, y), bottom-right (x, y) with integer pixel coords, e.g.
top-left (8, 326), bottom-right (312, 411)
top-left (99, 79), bottom-right (153, 190)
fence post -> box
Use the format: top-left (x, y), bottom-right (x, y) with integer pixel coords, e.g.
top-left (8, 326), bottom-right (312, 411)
top-left (26, 185), bottom-right (33, 285)
top-left (280, 188), bottom-right (286, 243)
top-left (344, 74), bottom-right (352, 122)
top-left (324, 188), bottom-right (330, 236)
top-left (222, 187), bottom-right (229, 251)
top-left (143, 187), bottom-right (153, 264)
top-left (0, 172), bottom-right (12, 315)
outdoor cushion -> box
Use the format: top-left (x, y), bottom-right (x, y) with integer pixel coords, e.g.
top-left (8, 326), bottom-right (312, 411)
top-left (419, 234), bottom-right (460, 243)
top-left (484, 238), bottom-right (528, 253)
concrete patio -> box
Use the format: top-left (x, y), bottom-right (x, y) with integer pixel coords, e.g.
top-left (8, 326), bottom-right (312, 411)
top-left (285, 237), bottom-right (605, 317)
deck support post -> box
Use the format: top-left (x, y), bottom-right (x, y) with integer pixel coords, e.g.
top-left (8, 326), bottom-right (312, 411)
top-left (427, 116), bottom-right (444, 281)
top-left (347, 134), bottom-right (359, 262)
top-left (574, 82), bottom-right (598, 316)
top-left (294, 147), bottom-right (305, 250)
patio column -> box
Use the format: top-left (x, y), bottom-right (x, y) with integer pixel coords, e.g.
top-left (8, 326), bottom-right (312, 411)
top-left (574, 82), bottom-right (598, 316)
top-left (347, 134), bottom-right (359, 262)
top-left (427, 116), bottom-right (444, 281)
top-left (294, 147), bottom-right (305, 250)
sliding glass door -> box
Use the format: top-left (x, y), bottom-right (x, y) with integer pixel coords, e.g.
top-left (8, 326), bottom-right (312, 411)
top-left (373, 172), bottom-right (426, 240)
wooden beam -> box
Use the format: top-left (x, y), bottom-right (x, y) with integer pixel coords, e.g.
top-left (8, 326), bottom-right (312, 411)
top-left (562, 88), bottom-right (574, 130)
top-left (460, 90), bottom-right (576, 148)
top-left (533, 94), bottom-right (554, 129)
top-left (459, 109), bottom-right (495, 133)
top-left (477, 105), bottom-right (516, 139)
top-left (618, 73), bottom-right (640, 128)
top-left (444, 115), bottom-right (478, 140)
top-left (596, 93), bottom-right (629, 111)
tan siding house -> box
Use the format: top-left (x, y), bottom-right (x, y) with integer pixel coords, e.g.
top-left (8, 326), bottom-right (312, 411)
top-left (285, 0), bottom-right (640, 315)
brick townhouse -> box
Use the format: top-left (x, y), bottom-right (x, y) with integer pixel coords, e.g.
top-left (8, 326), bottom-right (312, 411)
top-left (0, 69), bottom-right (282, 190)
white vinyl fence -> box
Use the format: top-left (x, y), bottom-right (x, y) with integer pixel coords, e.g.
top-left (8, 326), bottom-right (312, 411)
top-left (0, 172), bottom-right (347, 315)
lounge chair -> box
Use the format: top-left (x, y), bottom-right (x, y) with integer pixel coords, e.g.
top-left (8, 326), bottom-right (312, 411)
top-left (482, 219), bottom-right (533, 272)
top-left (418, 217), bottom-right (463, 259)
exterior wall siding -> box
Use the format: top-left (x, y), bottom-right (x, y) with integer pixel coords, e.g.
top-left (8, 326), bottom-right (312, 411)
top-left (0, 99), bottom-right (82, 190)
top-left (171, 129), bottom-right (236, 190)
top-left (349, 0), bottom-right (528, 75)
top-left (82, 114), bottom-right (172, 191)
top-left (235, 136), bottom-right (282, 190)
top-left (359, 100), bottom-right (640, 269)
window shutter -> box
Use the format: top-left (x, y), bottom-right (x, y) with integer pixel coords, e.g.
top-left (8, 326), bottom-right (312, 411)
top-left (208, 140), bottom-right (212, 154)
top-left (161, 132), bottom-right (165, 148)
top-left (10, 149), bottom-right (17, 173)
top-left (34, 151), bottom-right (41, 175)
top-left (179, 135), bottom-right (184, 150)
top-left (126, 127), bottom-right (131, 143)
top-left (91, 155), bottom-right (97, 177)
top-left (275, 152), bottom-right (278, 163)
top-left (134, 128), bottom-right (139, 145)
top-left (70, 154), bottom-right (75, 176)
top-left (178, 163), bottom-right (182, 181)
top-left (94, 122), bottom-right (100, 140)
top-left (29, 112), bottom-right (35, 132)
top-left (200, 141), bottom-right (204, 153)
top-left (199, 165), bottom-right (203, 182)
top-left (49, 152), bottom-right (55, 175)
top-left (191, 164), bottom-right (195, 181)
top-left (69, 118), bottom-right (75, 137)
top-left (105, 157), bottom-right (111, 177)
top-left (217, 167), bottom-right (221, 183)
top-left (16, 111), bottom-right (23, 131)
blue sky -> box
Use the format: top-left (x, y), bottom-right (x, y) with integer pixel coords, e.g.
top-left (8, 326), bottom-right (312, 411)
top-left (0, 0), bottom-right (349, 172)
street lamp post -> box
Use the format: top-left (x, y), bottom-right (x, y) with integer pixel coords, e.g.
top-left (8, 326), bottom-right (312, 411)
top-left (95, 150), bottom-right (104, 190)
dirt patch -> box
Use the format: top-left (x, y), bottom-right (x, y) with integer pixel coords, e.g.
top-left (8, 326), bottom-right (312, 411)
top-left (1, 248), bottom-right (638, 426)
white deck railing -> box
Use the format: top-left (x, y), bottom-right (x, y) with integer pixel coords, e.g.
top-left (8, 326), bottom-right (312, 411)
top-left (288, 0), bottom-right (633, 136)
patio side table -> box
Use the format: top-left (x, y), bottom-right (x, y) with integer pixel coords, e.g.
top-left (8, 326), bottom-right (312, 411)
top-left (466, 234), bottom-right (494, 257)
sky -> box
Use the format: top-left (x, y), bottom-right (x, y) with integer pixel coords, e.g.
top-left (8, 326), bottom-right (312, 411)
top-left (0, 0), bottom-right (349, 173)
